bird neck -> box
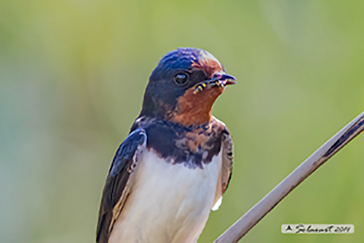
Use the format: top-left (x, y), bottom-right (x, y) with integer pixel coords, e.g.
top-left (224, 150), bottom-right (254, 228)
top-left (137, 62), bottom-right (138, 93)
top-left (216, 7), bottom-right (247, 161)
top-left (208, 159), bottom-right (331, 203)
top-left (139, 85), bottom-right (223, 127)
top-left (170, 87), bottom-right (223, 127)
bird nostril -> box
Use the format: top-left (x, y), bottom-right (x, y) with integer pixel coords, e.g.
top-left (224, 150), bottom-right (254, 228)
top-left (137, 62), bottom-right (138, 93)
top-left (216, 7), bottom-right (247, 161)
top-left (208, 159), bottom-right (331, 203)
top-left (211, 72), bottom-right (235, 81)
top-left (212, 73), bottom-right (221, 80)
top-left (219, 73), bottom-right (236, 81)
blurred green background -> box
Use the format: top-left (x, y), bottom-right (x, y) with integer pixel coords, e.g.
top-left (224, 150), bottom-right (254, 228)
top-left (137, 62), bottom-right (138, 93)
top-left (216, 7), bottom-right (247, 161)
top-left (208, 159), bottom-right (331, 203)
top-left (1, 0), bottom-right (364, 242)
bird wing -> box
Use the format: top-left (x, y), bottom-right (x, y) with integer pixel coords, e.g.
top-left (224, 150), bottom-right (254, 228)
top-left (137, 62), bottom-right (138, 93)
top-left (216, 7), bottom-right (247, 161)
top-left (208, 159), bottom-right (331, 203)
top-left (96, 128), bottom-right (147, 243)
top-left (221, 130), bottom-right (233, 195)
top-left (212, 129), bottom-right (233, 210)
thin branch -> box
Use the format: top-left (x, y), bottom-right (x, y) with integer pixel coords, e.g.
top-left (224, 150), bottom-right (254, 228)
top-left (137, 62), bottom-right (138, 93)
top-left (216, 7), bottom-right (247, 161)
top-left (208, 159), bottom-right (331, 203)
top-left (214, 112), bottom-right (364, 243)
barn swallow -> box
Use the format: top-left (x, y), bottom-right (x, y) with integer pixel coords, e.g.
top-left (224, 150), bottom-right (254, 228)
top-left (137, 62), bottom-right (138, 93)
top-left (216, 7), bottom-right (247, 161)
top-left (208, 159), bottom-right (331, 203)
top-left (97, 47), bottom-right (235, 243)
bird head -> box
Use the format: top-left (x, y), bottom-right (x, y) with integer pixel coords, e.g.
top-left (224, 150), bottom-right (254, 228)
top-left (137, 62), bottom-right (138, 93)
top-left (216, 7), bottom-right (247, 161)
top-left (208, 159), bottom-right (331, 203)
top-left (140, 47), bottom-right (235, 127)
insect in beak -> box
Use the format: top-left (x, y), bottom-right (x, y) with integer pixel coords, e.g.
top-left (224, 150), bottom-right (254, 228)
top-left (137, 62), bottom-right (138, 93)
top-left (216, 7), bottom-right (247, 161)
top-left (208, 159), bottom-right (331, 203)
top-left (193, 73), bottom-right (236, 94)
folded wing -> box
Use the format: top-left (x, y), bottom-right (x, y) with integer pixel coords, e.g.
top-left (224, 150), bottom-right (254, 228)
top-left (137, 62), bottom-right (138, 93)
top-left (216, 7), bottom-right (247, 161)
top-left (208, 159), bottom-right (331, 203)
top-left (96, 129), bottom-right (147, 243)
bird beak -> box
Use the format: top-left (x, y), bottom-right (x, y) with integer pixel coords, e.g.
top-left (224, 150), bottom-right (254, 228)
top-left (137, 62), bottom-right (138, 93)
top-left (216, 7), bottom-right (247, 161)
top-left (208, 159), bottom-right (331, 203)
top-left (193, 72), bottom-right (236, 94)
top-left (217, 73), bottom-right (236, 86)
top-left (210, 72), bottom-right (236, 87)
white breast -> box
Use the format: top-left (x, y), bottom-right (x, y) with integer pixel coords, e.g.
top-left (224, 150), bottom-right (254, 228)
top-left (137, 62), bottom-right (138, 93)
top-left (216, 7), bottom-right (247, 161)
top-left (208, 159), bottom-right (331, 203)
top-left (109, 149), bottom-right (222, 243)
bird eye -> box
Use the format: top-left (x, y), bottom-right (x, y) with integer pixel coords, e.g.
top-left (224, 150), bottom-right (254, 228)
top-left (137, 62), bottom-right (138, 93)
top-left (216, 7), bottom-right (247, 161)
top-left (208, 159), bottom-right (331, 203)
top-left (174, 72), bottom-right (189, 86)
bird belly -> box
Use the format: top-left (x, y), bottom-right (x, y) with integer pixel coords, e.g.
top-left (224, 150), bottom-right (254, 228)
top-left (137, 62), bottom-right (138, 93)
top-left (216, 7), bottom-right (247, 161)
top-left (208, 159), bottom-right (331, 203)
top-left (108, 149), bottom-right (222, 243)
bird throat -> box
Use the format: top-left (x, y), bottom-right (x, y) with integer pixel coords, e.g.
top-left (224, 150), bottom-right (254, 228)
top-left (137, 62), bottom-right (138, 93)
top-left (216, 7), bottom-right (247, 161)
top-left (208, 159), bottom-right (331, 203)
top-left (171, 87), bottom-right (223, 127)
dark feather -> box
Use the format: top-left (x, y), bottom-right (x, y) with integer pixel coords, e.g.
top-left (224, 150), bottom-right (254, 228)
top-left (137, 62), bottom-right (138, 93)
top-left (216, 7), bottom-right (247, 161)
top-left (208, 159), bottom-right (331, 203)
top-left (221, 129), bottom-right (233, 194)
top-left (96, 129), bottom-right (147, 243)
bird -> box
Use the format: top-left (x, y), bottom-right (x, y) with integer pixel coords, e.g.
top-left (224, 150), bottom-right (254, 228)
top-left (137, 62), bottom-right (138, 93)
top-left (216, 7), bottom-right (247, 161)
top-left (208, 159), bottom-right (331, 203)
top-left (96, 47), bottom-right (235, 243)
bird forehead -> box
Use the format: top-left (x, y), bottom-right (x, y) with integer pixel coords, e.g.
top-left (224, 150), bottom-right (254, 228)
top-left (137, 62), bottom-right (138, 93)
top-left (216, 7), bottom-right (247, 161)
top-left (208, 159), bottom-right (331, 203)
top-left (196, 50), bottom-right (222, 67)
top-left (191, 57), bottom-right (223, 77)
top-left (158, 48), bottom-right (223, 75)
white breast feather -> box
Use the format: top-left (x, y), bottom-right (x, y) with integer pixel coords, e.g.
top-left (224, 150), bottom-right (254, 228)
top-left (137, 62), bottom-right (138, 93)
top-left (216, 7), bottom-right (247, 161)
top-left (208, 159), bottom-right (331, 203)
top-left (109, 149), bottom-right (223, 243)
